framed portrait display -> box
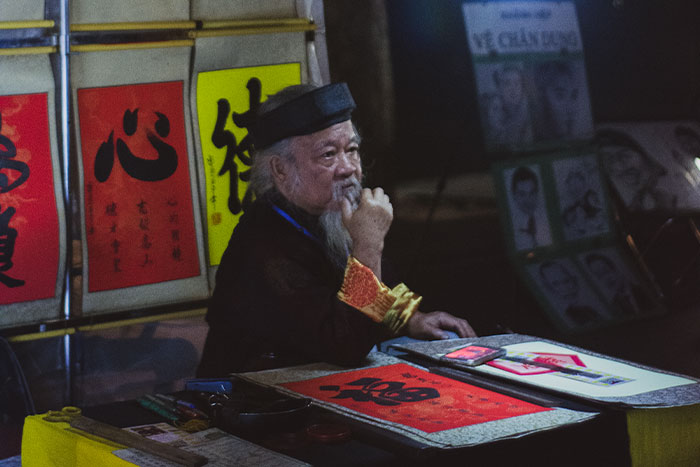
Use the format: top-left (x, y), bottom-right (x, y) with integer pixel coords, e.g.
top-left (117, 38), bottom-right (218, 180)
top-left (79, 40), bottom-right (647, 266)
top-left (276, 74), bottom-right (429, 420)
top-left (493, 151), bottom-right (614, 255)
top-left (463, 1), bottom-right (594, 153)
top-left (519, 247), bottom-right (663, 334)
top-left (493, 151), bottom-right (665, 333)
top-left (596, 121), bottom-right (700, 213)
top-left (524, 256), bottom-right (610, 333)
top-left (575, 246), bottom-right (664, 320)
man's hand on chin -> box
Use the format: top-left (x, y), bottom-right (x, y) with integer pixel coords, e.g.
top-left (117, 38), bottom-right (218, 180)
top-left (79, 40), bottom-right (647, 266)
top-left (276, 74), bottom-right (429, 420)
top-left (342, 187), bottom-right (393, 278)
top-left (405, 310), bottom-right (477, 340)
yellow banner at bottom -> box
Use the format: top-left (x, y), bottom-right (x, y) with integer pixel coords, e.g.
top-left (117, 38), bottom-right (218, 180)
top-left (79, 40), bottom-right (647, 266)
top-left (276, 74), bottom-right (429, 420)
top-left (22, 414), bottom-right (130, 467)
top-left (627, 404), bottom-right (700, 466)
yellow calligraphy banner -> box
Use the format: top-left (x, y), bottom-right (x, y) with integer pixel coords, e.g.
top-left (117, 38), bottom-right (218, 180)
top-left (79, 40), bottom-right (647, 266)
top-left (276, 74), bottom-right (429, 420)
top-left (196, 63), bottom-right (302, 265)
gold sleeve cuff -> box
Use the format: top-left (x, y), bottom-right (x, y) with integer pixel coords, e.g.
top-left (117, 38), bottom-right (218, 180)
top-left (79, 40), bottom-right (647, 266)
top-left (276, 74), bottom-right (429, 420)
top-left (383, 283), bottom-right (422, 334)
top-left (337, 256), bottom-right (421, 334)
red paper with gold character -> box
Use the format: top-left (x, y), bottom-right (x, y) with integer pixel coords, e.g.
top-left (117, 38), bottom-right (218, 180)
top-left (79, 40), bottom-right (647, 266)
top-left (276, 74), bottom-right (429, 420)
top-left (0, 93), bottom-right (60, 304)
top-left (78, 81), bottom-right (200, 292)
top-left (282, 363), bottom-right (551, 433)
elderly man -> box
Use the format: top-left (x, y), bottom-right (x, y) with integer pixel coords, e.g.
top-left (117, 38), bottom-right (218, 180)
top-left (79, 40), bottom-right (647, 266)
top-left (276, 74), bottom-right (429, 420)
top-left (197, 83), bottom-right (475, 376)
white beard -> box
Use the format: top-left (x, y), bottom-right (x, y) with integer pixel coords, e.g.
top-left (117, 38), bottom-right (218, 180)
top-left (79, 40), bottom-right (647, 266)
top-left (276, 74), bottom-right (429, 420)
top-left (319, 176), bottom-right (362, 269)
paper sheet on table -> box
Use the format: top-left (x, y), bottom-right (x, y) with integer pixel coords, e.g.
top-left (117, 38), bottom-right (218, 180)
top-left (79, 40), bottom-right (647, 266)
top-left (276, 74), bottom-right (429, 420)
top-left (113, 426), bottom-right (309, 467)
top-left (390, 334), bottom-right (700, 407)
top-left (477, 341), bottom-right (695, 399)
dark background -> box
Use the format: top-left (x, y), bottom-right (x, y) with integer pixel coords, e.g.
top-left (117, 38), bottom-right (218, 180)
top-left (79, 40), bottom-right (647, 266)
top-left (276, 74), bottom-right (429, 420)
top-left (328, 0), bottom-right (700, 183)
top-left (324, 0), bottom-right (700, 377)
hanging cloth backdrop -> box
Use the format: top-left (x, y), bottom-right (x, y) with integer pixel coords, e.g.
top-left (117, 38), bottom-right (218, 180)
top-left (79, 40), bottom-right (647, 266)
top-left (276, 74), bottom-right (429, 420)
top-left (70, 0), bottom-right (190, 24)
top-left (190, 30), bottom-right (312, 286)
top-left (0, 53), bottom-right (66, 328)
top-left (72, 43), bottom-right (209, 315)
top-left (190, 0), bottom-right (299, 20)
top-left (0, 0), bottom-right (45, 21)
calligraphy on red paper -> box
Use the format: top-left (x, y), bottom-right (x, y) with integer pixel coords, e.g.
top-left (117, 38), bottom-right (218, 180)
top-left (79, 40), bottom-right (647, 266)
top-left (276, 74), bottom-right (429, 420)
top-left (0, 93), bottom-right (60, 305)
top-left (282, 363), bottom-right (551, 433)
top-left (78, 81), bottom-right (199, 292)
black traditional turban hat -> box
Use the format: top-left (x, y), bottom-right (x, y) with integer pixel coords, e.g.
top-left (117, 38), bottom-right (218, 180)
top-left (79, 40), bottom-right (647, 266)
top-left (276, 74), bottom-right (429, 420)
top-left (248, 82), bottom-right (356, 150)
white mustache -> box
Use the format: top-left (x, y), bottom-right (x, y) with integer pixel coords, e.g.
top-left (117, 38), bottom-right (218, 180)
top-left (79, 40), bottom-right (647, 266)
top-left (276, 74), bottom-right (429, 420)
top-left (333, 176), bottom-right (362, 209)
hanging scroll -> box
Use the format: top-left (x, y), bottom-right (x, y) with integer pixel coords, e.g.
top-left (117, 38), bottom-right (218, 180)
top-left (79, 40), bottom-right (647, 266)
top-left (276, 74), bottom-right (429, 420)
top-left (72, 43), bottom-right (208, 315)
top-left (190, 31), bottom-right (308, 285)
top-left (462, 1), bottom-right (594, 153)
top-left (70, 0), bottom-right (190, 24)
top-left (0, 53), bottom-right (66, 328)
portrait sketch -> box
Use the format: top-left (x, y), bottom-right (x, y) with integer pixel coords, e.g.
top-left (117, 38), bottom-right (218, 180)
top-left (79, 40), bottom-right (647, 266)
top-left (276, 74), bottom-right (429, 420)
top-left (596, 123), bottom-right (700, 212)
top-left (577, 247), bottom-right (659, 319)
top-left (475, 62), bottom-right (535, 149)
top-left (530, 59), bottom-right (594, 143)
top-left (671, 124), bottom-right (700, 189)
top-left (551, 154), bottom-right (610, 241)
top-left (526, 257), bottom-right (610, 332)
top-left (503, 164), bottom-right (552, 251)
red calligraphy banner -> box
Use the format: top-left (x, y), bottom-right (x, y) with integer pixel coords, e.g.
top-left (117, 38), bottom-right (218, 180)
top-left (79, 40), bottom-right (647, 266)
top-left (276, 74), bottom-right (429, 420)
top-left (0, 93), bottom-right (60, 304)
top-left (282, 363), bottom-right (551, 433)
top-left (78, 81), bottom-right (200, 292)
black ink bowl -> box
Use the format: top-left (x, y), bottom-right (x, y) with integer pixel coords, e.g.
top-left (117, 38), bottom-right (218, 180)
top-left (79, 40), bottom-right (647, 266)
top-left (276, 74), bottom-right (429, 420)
top-left (216, 395), bottom-right (313, 436)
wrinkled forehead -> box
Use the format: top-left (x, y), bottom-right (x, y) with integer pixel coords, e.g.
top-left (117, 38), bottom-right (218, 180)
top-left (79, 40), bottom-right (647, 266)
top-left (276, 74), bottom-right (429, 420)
top-left (289, 120), bottom-right (358, 157)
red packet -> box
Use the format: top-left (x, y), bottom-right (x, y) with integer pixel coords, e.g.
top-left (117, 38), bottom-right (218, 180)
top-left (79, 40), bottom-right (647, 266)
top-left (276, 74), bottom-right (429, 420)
top-left (442, 345), bottom-right (506, 366)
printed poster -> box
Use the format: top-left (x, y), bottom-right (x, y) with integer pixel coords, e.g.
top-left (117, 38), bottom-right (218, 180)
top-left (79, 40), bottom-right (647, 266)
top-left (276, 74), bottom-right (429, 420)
top-left (78, 81), bottom-right (200, 292)
top-left (0, 92), bottom-right (60, 305)
top-left (463, 1), bottom-right (594, 152)
top-left (196, 63), bottom-right (301, 266)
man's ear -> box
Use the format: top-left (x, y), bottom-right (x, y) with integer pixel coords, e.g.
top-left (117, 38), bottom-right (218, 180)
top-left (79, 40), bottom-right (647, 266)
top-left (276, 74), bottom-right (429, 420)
top-left (270, 155), bottom-right (287, 185)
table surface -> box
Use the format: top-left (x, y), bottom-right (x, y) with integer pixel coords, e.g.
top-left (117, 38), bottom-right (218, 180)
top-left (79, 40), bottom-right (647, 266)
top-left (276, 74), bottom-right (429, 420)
top-left (79, 354), bottom-right (633, 467)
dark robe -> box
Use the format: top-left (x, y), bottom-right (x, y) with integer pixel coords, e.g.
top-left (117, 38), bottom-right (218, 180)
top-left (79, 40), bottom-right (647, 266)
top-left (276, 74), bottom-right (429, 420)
top-left (197, 194), bottom-right (390, 376)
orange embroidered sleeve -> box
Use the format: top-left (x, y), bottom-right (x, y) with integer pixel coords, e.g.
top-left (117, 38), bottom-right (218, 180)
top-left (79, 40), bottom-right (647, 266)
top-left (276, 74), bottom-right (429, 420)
top-left (337, 256), bottom-right (421, 334)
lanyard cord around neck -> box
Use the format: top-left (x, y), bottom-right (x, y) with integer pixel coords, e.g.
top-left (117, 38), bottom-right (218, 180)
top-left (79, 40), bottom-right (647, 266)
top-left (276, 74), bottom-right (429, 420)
top-left (270, 203), bottom-right (322, 245)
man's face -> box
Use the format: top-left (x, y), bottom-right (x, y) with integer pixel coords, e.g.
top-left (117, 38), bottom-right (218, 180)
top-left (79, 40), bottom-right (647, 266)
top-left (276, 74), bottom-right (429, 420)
top-left (499, 69), bottom-right (524, 107)
top-left (284, 120), bottom-right (362, 215)
top-left (544, 74), bottom-right (578, 137)
top-left (512, 178), bottom-right (538, 215)
top-left (587, 258), bottom-right (622, 292)
top-left (603, 145), bottom-right (646, 187)
top-left (541, 263), bottom-right (578, 301)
